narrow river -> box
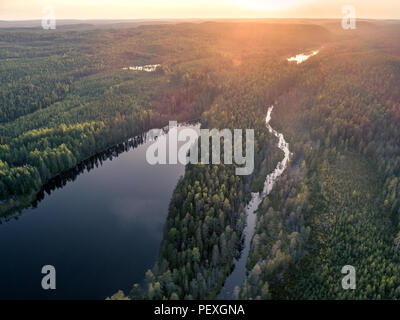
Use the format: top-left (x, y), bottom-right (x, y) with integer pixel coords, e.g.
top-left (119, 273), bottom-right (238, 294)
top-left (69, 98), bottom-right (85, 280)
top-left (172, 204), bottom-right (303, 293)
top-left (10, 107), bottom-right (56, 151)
top-left (218, 48), bottom-right (319, 299)
top-left (217, 106), bottom-right (291, 299)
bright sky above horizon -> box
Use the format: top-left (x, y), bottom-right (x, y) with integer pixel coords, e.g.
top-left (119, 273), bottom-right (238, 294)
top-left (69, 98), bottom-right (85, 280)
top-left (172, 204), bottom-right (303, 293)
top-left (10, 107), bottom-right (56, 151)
top-left (0, 0), bottom-right (399, 20)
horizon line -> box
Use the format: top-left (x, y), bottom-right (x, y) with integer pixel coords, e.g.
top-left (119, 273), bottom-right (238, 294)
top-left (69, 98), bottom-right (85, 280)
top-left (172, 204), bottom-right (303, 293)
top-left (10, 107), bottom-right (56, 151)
top-left (1, 17), bottom-right (400, 22)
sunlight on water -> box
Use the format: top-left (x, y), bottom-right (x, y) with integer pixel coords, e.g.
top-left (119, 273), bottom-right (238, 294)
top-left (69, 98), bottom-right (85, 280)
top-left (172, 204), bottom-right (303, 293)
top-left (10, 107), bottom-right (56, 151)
top-left (122, 64), bottom-right (161, 72)
top-left (287, 50), bottom-right (319, 64)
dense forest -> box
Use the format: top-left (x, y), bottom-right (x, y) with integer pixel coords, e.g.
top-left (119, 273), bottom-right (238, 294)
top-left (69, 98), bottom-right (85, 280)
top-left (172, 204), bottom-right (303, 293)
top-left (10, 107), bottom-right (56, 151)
top-left (0, 22), bottom-right (328, 214)
top-left (2, 19), bottom-right (400, 300)
top-left (240, 23), bottom-right (400, 299)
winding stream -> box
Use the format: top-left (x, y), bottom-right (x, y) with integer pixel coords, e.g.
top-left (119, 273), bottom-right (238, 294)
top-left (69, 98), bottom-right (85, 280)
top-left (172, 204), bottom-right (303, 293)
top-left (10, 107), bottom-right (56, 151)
top-left (217, 106), bottom-right (291, 299)
top-left (218, 48), bottom-right (319, 299)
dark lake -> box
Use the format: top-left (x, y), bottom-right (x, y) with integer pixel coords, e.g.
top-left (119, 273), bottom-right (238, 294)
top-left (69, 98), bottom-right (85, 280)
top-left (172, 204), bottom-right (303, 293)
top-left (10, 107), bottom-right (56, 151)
top-left (0, 125), bottom-right (198, 299)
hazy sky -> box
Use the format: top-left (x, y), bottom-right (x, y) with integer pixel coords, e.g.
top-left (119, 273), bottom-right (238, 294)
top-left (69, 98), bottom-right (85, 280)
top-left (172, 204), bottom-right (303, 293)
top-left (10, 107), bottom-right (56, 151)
top-left (1, 0), bottom-right (399, 20)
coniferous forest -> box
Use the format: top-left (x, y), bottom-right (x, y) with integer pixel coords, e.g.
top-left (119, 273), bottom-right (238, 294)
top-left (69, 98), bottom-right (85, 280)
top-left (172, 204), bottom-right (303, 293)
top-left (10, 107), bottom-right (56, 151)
top-left (1, 17), bottom-right (400, 301)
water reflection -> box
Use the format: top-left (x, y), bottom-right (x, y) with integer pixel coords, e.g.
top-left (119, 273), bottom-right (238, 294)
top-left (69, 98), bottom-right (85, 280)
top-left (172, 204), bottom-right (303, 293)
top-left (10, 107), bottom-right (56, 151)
top-left (33, 135), bottom-right (146, 209)
top-left (5, 121), bottom-right (197, 219)
top-left (0, 123), bottom-right (199, 299)
top-left (287, 50), bottom-right (319, 64)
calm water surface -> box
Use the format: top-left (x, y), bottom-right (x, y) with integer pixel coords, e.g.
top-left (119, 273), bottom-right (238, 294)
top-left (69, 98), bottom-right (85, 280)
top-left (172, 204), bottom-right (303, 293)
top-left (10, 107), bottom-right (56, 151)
top-left (0, 125), bottom-right (198, 299)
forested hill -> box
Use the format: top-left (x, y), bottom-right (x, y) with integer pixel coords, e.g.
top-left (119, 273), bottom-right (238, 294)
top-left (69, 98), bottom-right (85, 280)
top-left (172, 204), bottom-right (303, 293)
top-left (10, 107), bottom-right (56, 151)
top-left (240, 22), bottom-right (400, 299)
top-left (3, 18), bottom-right (400, 300)
top-left (112, 21), bottom-right (400, 300)
top-left (0, 22), bottom-right (330, 215)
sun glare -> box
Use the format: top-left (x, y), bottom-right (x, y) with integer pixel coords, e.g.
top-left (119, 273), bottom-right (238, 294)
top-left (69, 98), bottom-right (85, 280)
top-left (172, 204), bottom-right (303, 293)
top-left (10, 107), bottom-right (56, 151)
top-left (234, 0), bottom-right (310, 11)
